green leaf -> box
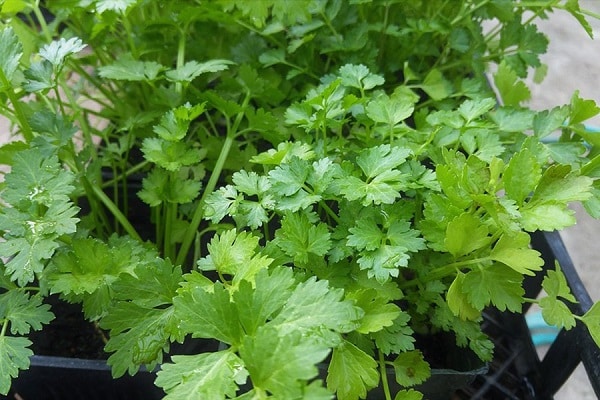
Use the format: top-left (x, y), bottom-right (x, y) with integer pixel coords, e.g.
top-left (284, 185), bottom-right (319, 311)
top-left (447, 272), bottom-right (480, 321)
top-left (23, 60), bottom-right (54, 92)
top-left (0, 291), bottom-right (54, 335)
top-left (503, 148), bottom-right (541, 206)
top-left (569, 91), bottom-right (600, 125)
top-left (445, 213), bottom-right (490, 257)
top-left (339, 64), bottom-right (384, 91)
top-left (352, 292), bottom-right (401, 334)
top-left (270, 276), bottom-right (362, 336)
top-left (493, 62), bottom-right (530, 106)
top-left (489, 233), bottom-right (543, 276)
top-left (392, 350), bottom-right (431, 387)
top-left (394, 389), bottom-right (423, 400)
top-left (197, 230), bottom-right (271, 284)
top-left (356, 144), bottom-right (411, 179)
top-left (370, 311), bottom-right (414, 355)
top-left (533, 106), bottom-right (570, 138)
top-left (233, 268), bottom-right (296, 336)
top-left (327, 339), bottom-right (379, 400)
top-left (366, 94), bottom-right (414, 128)
top-left (102, 302), bottom-right (179, 377)
top-left (420, 68), bottom-right (452, 101)
top-left (581, 302), bottom-right (600, 348)
top-left (530, 165), bottom-right (593, 205)
top-left (98, 54), bottom-right (164, 81)
top-left (95, 0), bottom-right (137, 13)
top-left (156, 351), bottom-right (244, 399)
top-left (0, 336), bottom-right (32, 395)
top-left (141, 138), bottom-right (205, 171)
top-left (241, 326), bottom-right (330, 399)
top-left (139, 168), bottom-right (202, 206)
top-left (520, 203), bottom-right (577, 231)
top-left (542, 264), bottom-right (577, 303)
top-left (174, 282), bottom-right (243, 346)
top-left (275, 212), bottom-right (332, 266)
top-left (153, 103), bottom-right (206, 141)
top-left (347, 219), bottom-right (385, 252)
top-left (462, 265), bottom-right (524, 312)
top-left (0, 27), bottom-right (23, 84)
top-left (539, 296), bottom-right (576, 330)
top-left (165, 59), bottom-right (234, 82)
top-left (39, 37), bottom-right (86, 68)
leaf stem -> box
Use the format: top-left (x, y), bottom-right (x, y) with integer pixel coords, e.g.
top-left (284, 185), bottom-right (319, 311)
top-left (378, 349), bottom-right (393, 400)
top-left (88, 180), bottom-right (142, 241)
top-left (175, 92), bottom-right (251, 265)
top-left (0, 69), bottom-right (34, 142)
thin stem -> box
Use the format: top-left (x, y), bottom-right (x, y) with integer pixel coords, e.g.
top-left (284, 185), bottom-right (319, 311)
top-left (32, 0), bottom-right (53, 42)
top-left (378, 350), bottom-right (392, 400)
top-left (89, 181), bottom-right (142, 241)
top-left (0, 69), bottom-right (34, 142)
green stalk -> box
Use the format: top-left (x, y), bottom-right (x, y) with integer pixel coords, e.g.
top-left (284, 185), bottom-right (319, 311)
top-left (175, 133), bottom-right (235, 266)
top-left (175, 92), bottom-right (251, 265)
top-left (32, 0), bottom-right (53, 42)
top-left (581, 153), bottom-right (600, 176)
top-left (0, 69), bottom-right (34, 142)
top-left (378, 350), bottom-right (392, 400)
top-left (89, 181), bottom-right (141, 241)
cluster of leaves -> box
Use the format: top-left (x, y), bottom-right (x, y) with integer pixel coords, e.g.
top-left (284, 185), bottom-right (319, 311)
top-left (1, 0), bottom-right (600, 399)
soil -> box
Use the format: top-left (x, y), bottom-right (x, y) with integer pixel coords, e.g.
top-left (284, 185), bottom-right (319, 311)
top-left (28, 295), bottom-right (108, 360)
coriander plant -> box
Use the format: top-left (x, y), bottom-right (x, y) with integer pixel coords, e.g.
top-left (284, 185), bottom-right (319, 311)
top-left (1, 0), bottom-right (600, 399)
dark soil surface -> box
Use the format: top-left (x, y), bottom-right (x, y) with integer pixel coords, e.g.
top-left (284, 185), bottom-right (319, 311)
top-left (28, 295), bottom-right (108, 359)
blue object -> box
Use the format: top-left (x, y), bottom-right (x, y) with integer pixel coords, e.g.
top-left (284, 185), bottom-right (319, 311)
top-left (526, 311), bottom-right (560, 346)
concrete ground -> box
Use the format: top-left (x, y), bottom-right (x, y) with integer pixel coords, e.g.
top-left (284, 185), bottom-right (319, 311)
top-left (1, 3), bottom-right (600, 399)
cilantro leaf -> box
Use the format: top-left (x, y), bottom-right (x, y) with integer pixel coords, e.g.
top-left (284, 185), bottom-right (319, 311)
top-left (462, 264), bottom-right (524, 312)
top-left (0, 336), bottom-right (32, 395)
top-left (327, 339), bottom-right (379, 400)
top-left (445, 213), bottom-right (490, 257)
top-left (447, 272), bottom-right (481, 321)
top-left (493, 62), bottom-right (530, 106)
top-left (542, 264), bottom-right (577, 303)
top-left (392, 350), bottom-right (431, 387)
top-left (233, 268), bottom-right (296, 336)
top-left (275, 212), bottom-right (332, 266)
top-left (339, 145), bottom-right (410, 206)
top-left (271, 275), bottom-right (362, 337)
top-left (165, 59), bottom-right (234, 82)
top-left (98, 54), bottom-right (164, 81)
top-left (370, 311), bottom-right (415, 355)
top-left (352, 291), bottom-right (401, 334)
top-left (174, 282), bottom-right (243, 346)
top-left (23, 60), bottom-right (54, 92)
top-left (141, 138), bottom-right (205, 171)
top-left (366, 94), bottom-right (414, 129)
top-left (39, 37), bottom-right (86, 68)
top-left (0, 291), bottom-right (54, 335)
top-left (156, 351), bottom-right (244, 399)
top-left (95, 0), bottom-right (137, 13)
top-left (339, 64), bottom-right (384, 92)
top-left (0, 27), bottom-right (23, 85)
top-left (489, 233), bottom-right (543, 276)
top-left (241, 326), bottom-right (330, 399)
top-left (138, 168), bottom-right (202, 206)
top-left (102, 302), bottom-right (179, 377)
top-left (197, 230), bottom-right (272, 286)
top-left (503, 148), bottom-right (541, 206)
top-left (153, 103), bottom-right (206, 141)
top-left (539, 296), bottom-right (576, 331)
top-left (582, 302), bottom-right (600, 348)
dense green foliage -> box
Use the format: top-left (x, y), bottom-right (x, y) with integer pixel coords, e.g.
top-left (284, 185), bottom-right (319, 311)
top-left (1, 0), bottom-right (600, 398)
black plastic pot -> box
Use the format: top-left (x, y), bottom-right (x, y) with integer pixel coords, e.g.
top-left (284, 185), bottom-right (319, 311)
top-left (3, 356), bottom-right (164, 400)
top-left (456, 231), bottom-right (600, 399)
